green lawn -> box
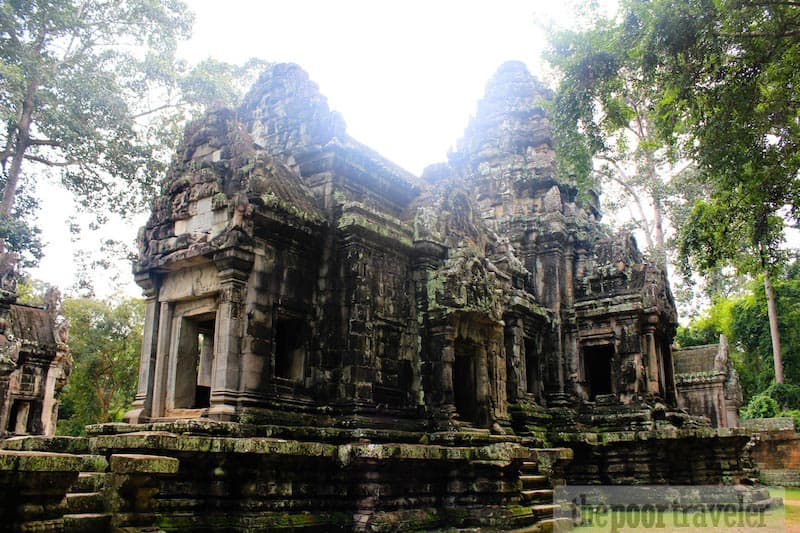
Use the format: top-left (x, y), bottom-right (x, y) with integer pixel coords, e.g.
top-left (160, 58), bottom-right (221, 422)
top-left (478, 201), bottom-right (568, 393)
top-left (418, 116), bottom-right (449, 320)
top-left (773, 487), bottom-right (800, 530)
top-left (569, 492), bottom-right (790, 532)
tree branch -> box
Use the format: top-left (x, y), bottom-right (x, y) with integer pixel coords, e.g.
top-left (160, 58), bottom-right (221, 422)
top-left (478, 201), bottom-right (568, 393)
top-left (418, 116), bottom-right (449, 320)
top-left (23, 154), bottom-right (75, 167)
top-left (130, 102), bottom-right (186, 120)
top-left (27, 138), bottom-right (61, 148)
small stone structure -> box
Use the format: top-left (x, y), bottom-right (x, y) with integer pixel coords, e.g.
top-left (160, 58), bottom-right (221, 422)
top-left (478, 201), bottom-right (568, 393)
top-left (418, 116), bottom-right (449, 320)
top-left (673, 336), bottom-right (743, 428)
top-left (0, 254), bottom-right (71, 436)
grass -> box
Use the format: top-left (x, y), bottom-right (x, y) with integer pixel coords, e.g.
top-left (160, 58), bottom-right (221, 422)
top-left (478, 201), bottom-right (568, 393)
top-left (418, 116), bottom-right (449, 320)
top-left (565, 491), bottom-right (791, 532)
top-left (774, 487), bottom-right (800, 530)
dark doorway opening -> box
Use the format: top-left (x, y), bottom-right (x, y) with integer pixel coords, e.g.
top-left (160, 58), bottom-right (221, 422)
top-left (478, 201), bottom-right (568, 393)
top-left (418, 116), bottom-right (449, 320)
top-left (453, 339), bottom-right (479, 425)
top-left (525, 338), bottom-right (542, 399)
top-left (175, 314), bottom-right (215, 410)
top-left (194, 319), bottom-right (215, 408)
top-left (584, 344), bottom-right (614, 399)
top-left (661, 339), bottom-right (677, 405)
top-left (274, 318), bottom-right (305, 381)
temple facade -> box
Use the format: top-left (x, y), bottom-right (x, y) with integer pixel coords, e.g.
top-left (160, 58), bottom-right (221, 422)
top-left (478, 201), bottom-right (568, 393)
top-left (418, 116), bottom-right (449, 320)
top-left (0, 255), bottom-right (71, 436)
top-left (674, 336), bottom-right (743, 428)
top-left (124, 62), bottom-right (679, 433)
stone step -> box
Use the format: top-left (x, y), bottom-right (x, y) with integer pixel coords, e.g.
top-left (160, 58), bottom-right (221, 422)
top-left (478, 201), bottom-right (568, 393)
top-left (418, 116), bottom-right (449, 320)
top-left (505, 515), bottom-right (572, 533)
top-left (531, 503), bottom-right (561, 520)
top-left (70, 472), bottom-right (106, 493)
top-left (538, 516), bottom-right (573, 533)
top-left (63, 513), bottom-right (111, 533)
top-left (519, 474), bottom-right (548, 486)
top-left (521, 488), bottom-right (554, 502)
top-left (66, 492), bottom-right (104, 515)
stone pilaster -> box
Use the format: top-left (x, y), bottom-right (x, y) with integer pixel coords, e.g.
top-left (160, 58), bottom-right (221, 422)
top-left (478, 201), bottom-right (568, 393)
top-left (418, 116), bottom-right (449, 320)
top-left (124, 274), bottom-right (160, 423)
top-left (150, 301), bottom-right (174, 418)
top-left (644, 321), bottom-right (660, 395)
top-left (208, 247), bottom-right (254, 421)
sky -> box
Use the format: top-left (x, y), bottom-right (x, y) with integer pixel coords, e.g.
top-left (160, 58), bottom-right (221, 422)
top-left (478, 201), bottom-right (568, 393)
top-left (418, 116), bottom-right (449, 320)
top-left (30, 0), bottom-right (609, 297)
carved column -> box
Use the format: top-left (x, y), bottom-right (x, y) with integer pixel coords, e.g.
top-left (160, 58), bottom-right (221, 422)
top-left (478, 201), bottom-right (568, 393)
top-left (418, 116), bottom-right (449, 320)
top-left (0, 359), bottom-right (15, 435)
top-left (563, 247), bottom-right (575, 307)
top-left (540, 245), bottom-right (568, 404)
top-left (503, 316), bottom-right (524, 402)
top-left (40, 346), bottom-right (69, 436)
top-left (426, 320), bottom-right (456, 428)
top-left (644, 319), bottom-right (660, 395)
top-left (475, 341), bottom-right (490, 427)
top-left (124, 274), bottom-right (160, 423)
top-left (208, 247), bottom-right (254, 421)
top-left (150, 301), bottom-right (174, 418)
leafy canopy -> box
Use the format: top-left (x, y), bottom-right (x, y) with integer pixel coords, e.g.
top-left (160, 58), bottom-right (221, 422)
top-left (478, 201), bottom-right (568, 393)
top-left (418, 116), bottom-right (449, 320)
top-left (548, 0), bottom-right (800, 277)
top-left (56, 296), bottom-right (144, 435)
top-left (0, 0), bottom-right (194, 216)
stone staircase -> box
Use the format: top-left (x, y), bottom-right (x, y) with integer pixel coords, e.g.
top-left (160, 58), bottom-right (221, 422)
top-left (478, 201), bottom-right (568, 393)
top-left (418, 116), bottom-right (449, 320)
top-left (509, 449), bottom-right (574, 533)
top-left (64, 472), bottom-right (111, 532)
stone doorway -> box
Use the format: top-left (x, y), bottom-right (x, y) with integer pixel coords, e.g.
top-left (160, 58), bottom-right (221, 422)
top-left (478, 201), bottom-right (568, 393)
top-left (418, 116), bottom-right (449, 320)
top-left (584, 344), bottom-right (614, 400)
top-left (525, 338), bottom-right (542, 399)
top-left (453, 339), bottom-right (480, 425)
top-left (172, 314), bottom-right (216, 410)
top-left (7, 400), bottom-right (33, 434)
top-left (274, 317), bottom-right (305, 382)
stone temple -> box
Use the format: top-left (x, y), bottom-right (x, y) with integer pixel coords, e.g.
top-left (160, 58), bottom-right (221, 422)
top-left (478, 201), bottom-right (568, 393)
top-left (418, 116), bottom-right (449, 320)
top-left (0, 62), bottom-right (765, 532)
top-left (125, 61), bottom-right (680, 430)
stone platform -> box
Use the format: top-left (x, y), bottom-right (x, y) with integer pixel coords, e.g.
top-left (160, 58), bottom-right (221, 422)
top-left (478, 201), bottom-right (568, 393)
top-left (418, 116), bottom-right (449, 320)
top-left (0, 422), bottom-right (573, 532)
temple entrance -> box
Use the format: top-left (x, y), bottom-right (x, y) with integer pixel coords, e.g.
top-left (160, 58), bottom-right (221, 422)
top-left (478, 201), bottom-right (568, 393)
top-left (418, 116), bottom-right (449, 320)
top-left (453, 339), bottom-right (480, 425)
top-left (173, 314), bottom-right (215, 410)
top-left (584, 344), bottom-right (614, 400)
top-left (661, 339), bottom-right (677, 404)
top-left (274, 317), bottom-right (305, 382)
top-left (524, 338), bottom-right (542, 399)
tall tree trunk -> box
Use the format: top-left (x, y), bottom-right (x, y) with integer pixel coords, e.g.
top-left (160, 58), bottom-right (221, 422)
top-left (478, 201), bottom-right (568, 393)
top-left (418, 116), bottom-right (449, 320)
top-left (652, 198), bottom-right (667, 269)
top-left (1, 79), bottom-right (37, 218)
top-left (764, 270), bottom-right (783, 383)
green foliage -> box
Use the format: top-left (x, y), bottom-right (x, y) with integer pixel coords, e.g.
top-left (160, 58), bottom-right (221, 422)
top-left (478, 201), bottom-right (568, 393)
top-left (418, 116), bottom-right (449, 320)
top-left (56, 296), bottom-right (144, 435)
top-left (674, 324), bottom-right (718, 349)
top-left (545, 4), bottom-right (705, 266)
top-left (548, 0), bottom-right (800, 278)
top-left (0, 0), bottom-right (194, 219)
top-left (674, 295), bottom-right (735, 348)
top-left (0, 174), bottom-right (41, 266)
top-left (763, 383), bottom-right (800, 411)
top-left (626, 0), bottom-right (800, 277)
top-left (0, 0), bottom-right (266, 270)
top-left (740, 394), bottom-right (780, 420)
top-left (779, 409), bottom-right (800, 431)
top-left (680, 260), bottom-right (800, 401)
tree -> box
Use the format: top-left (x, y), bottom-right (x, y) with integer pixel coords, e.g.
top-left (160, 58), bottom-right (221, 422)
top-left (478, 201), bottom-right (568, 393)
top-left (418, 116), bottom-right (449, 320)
top-left (546, 10), bottom-right (694, 268)
top-left (1, 1), bottom-right (269, 275)
top-left (57, 296), bottom-right (143, 435)
top-left (637, 0), bottom-right (800, 384)
top-left (0, 0), bottom-right (192, 255)
top-left (677, 258), bottom-right (800, 400)
top-left (549, 0), bottom-right (800, 384)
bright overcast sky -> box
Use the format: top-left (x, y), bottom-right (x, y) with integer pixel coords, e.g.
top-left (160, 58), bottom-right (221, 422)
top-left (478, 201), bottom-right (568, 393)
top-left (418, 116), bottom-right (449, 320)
top-left (181, 0), bottom-right (578, 175)
top-left (32, 0), bottom-right (614, 297)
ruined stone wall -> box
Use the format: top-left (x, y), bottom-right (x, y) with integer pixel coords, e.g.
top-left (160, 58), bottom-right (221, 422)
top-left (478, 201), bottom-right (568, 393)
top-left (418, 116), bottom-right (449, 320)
top-left (562, 430), bottom-right (754, 485)
top-left (674, 340), bottom-right (742, 428)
